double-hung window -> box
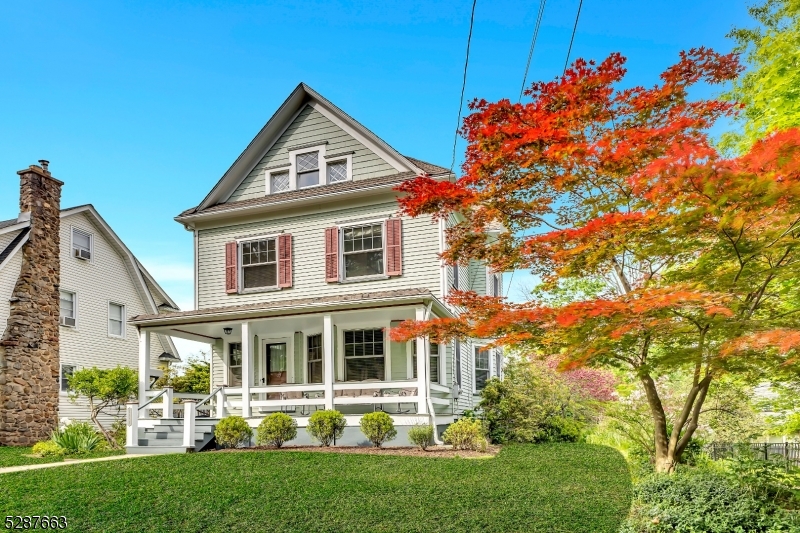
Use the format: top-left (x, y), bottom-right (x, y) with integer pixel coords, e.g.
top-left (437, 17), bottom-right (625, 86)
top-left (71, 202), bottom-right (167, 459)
top-left (228, 343), bottom-right (243, 386)
top-left (491, 272), bottom-right (502, 297)
top-left (60, 364), bottom-right (75, 393)
top-left (108, 303), bottom-right (125, 338)
top-left (59, 291), bottom-right (76, 327)
top-left (342, 223), bottom-right (384, 279)
top-left (72, 228), bottom-right (92, 260)
top-left (241, 237), bottom-right (277, 290)
top-left (296, 151), bottom-right (320, 188)
top-left (343, 329), bottom-right (385, 381)
top-left (412, 342), bottom-right (440, 383)
top-left (307, 334), bottom-right (323, 384)
top-left (475, 347), bottom-right (490, 391)
top-left (452, 264), bottom-right (460, 289)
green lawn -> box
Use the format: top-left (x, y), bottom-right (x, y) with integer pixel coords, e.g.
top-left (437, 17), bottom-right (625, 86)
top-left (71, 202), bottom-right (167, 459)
top-left (0, 444), bottom-right (631, 533)
top-left (0, 446), bottom-right (124, 468)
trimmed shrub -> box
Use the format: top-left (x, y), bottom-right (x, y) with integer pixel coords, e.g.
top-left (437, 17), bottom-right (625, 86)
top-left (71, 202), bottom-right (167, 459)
top-left (307, 410), bottom-right (346, 446)
top-left (51, 421), bottom-right (103, 454)
top-left (359, 412), bottom-right (397, 448)
top-left (215, 416), bottom-right (253, 448)
top-left (442, 418), bottom-right (488, 451)
top-left (407, 424), bottom-right (434, 451)
top-left (622, 468), bottom-right (795, 533)
top-left (256, 413), bottom-right (298, 448)
top-left (32, 440), bottom-right (65, 458)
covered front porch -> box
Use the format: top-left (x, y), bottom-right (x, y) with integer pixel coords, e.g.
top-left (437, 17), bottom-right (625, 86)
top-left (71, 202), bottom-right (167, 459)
top-left (127, 291), bottom-right (457, 451)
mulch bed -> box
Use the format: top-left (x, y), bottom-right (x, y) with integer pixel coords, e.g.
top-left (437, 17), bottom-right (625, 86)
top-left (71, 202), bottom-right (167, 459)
top-left (211, 444), bottom-right (500, 459)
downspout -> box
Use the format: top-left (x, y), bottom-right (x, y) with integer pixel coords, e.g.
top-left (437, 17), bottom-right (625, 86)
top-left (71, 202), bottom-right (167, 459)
top-left (424, 301), bottom-right (443, 445)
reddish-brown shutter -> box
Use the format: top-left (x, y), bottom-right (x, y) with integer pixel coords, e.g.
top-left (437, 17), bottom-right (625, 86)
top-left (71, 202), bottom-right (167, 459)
top-left (225, 242), bottom-right (238, 294)
top-left (325, 227), bottom-right (339, 282)
top-left (278, 234), bottom-right (293, 288)
top-left (386, 218), bottom-right (403, 276)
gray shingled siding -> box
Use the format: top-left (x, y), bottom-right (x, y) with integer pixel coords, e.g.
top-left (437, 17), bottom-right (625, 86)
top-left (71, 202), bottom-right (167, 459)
top-left (228, 105), bottom-right (397, 203)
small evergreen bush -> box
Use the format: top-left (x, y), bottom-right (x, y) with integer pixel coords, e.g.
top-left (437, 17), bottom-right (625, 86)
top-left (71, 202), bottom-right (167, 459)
top-left (359, 412), bottom-right (397, 447)
top-left (256, 413), bottom-right (298, 448)
top-left (622, 468), bottom-right (796, 533)
top-left (307, 410), bottom-right (346, 446)
top-left (32, 440), bottom-right (65, 457)
top-left (442, 418), bottom-right (488, 451)
top-left (407, 424), bottom-right (434, 450)
top-left (214, 416), bottom-right (253, 448)
top-left (51, 421), bottom-right (103, 454)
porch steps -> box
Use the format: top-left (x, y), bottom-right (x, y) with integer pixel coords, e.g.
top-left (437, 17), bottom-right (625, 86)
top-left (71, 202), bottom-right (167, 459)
top-left (126, 419), bottom-right (218, 455)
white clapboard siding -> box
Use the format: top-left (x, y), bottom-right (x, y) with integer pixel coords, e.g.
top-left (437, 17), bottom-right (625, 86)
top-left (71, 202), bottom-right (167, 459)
top-left (0, 250), bottom-right (22, 338)
top-left (228, 105), bottom-right (398, 203)
top-left (197, 200), bottom-right (441, 309)
top-left (58, 212), bottom-right (167, 422)
top-left (0, 230), bottom-right (20, 252)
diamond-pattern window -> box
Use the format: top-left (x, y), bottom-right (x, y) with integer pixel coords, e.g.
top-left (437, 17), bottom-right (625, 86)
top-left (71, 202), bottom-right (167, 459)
top-left (327, 161), bottom-right (347, 183)
top-left (271, 171), bottom-right (290, 193)
top-left (297, 152), bottom-right (318, 172)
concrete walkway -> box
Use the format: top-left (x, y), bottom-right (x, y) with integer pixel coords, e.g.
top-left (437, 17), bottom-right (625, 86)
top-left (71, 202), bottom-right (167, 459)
top-left (0, 453), bottom-right (154, 474)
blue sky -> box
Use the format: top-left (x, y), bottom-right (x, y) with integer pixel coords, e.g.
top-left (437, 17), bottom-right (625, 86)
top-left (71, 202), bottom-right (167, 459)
top-left (0, 0), bottom-right (752, 356)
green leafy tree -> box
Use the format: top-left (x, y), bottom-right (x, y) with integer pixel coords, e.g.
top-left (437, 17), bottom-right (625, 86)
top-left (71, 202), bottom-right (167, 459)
top-left (720, 0), bottom-right (800, 154)
top-left (67, 366), bottom-right (138, 448)
top-left (154, 354), bottom-right (210, 394)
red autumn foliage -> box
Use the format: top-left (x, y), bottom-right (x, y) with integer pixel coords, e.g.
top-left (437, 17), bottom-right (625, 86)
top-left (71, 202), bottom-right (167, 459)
top-left (392, 48), bottom-right (800, 472)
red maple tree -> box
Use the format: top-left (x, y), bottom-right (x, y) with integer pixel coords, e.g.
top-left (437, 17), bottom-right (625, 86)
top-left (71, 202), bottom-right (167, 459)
top-left (392, 49), bottom-right (800, 472)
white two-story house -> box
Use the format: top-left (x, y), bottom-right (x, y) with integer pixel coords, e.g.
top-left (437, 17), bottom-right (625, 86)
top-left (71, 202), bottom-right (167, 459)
top-left (127, 84), bottom-right (503, 451)
top-left (0, 162), bottom-right (179, 445)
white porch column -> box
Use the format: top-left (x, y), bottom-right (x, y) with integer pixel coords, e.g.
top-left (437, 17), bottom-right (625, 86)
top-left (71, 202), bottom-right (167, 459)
top-left (216, 386), bottom-right (227, 419)
top-left (241, 321), bottom-right (252, 418)
top-left (162, 386), bottom-right (174, 419)
top-left (125, 402), bottom-right (138, 447)
top-left (183, 400), bottom-right (196, 448)
top-left (323, 314), bottom-right (334, 410)
top-left (415, 306), bottom-right (429, 415)
top-left (138, 329), bottom-right (151, 419)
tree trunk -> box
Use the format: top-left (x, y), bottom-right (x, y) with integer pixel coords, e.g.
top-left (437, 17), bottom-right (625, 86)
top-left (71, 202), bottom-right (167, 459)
top-left (640, 372), bottom-right (712, 473)
top-left (90, 408), bottom-right (119, 450)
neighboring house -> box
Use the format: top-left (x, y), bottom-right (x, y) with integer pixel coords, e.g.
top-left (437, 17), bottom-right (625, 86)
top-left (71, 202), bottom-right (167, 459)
top-left (0, 162), bottom-right (179, 446)
top-left (127, 83), bottom-right (504, 452)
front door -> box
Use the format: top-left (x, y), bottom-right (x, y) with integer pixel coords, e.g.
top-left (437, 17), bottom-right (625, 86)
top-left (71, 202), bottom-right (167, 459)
top-left (266, 343), bottom-right (287, 385)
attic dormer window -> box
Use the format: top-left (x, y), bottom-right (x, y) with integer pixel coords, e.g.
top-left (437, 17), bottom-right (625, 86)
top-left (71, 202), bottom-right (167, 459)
top-left (297, 151), bottom-right (320, 188)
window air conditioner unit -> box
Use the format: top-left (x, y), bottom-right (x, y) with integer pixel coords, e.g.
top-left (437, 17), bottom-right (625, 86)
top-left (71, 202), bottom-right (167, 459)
top-left (74, 248), bottom-right (91, 260)
top-left (60, 316), bottom-right (76, 327)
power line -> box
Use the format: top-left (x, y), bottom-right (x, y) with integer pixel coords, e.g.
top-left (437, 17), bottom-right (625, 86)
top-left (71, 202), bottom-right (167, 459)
top-left (518, 0), bottom-right (548, 102)
top-left (562, 0), bottom-right (584, 75)
top-left (450, 0), bottom-right (478, 173)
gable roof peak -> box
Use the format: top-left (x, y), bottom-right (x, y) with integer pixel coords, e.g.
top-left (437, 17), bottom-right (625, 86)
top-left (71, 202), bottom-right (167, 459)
top-left (190, 82), bottom-right (425, 213)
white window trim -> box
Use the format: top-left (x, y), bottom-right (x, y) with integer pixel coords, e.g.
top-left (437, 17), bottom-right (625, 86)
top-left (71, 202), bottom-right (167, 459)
top-left (59, 289), bottom-right (78, 329)
top-left (236, 233), bottom-right (282, 294)
top-left (70, 226), bottom-right (94, 264)
top-left (227, 341), bottom-right (243, 388)
top-left (108, 301), bottom-right (126, 339)
top-left (60, 363), bottom-right (76, 394)
top-left (337, 320), bottom-right (391, 382)
top-left (304, 329), bottom-right (324, 385)
top-left (289, 144), bottom-right (327, 191)
top-left (337, 218), bottom-right (389, 282)
top-left (266, 167), bottom-right (291, 195)
top-left (323, 153), bottom-right (353, 184)
top-left (473, 344), bottom-right (490, 394)
top-left (264, 144), bottom-right (355, 195)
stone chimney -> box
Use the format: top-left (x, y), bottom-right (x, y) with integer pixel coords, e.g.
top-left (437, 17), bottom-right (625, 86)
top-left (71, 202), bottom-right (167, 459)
top-left (0, 162), bottom-right (63, 446)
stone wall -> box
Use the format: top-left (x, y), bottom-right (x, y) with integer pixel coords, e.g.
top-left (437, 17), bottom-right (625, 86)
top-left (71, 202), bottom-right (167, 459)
top-left (0, 164), bottom-right (63, 446)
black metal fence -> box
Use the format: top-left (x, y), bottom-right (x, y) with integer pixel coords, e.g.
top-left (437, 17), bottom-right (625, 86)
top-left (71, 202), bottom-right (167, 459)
top-left (705, 442), bottom-right (800, 469)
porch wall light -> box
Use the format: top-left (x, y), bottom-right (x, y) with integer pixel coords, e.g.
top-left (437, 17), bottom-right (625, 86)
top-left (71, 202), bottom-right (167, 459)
top-left (223, 327), bottom-right (233, 335)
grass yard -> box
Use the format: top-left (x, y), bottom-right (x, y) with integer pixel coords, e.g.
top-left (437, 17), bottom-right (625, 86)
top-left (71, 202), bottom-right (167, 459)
top-left (0, 446), bottom-right (124, 468)
top-left (0, 444), bottom-right (631, 533)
